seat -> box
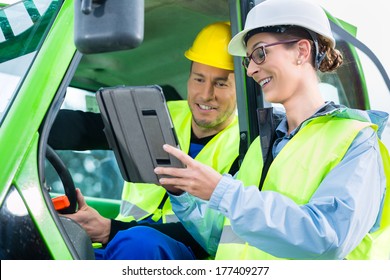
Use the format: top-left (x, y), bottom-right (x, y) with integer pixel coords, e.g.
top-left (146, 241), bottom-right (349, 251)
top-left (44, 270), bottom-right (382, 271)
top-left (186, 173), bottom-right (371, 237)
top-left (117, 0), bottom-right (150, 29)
top-left (60, 216), bottom-right (95, 260)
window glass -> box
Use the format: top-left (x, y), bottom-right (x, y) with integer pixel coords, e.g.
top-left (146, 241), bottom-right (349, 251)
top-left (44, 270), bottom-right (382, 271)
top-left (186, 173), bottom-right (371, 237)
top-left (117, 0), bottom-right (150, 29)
top-left (0, 0), bottom-right (60, 124)
top-left (46, 87), bottom-right (124, 200)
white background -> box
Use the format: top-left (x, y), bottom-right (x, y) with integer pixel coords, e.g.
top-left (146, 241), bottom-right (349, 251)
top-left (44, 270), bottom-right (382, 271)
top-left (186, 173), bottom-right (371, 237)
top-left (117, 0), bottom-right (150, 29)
top-left (315, 0), bottom-right (389, 74)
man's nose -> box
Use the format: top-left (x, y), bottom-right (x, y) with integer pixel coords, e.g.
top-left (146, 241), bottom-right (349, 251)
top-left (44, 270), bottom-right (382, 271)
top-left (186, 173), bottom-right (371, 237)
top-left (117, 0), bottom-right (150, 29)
top-left (199, 82), bottom-right (215, 99)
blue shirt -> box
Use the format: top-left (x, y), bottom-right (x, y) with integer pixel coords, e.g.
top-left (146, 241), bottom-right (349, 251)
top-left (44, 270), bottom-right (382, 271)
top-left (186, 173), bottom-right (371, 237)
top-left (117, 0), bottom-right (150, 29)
top-left (170, 104), bottom-right (387, 259)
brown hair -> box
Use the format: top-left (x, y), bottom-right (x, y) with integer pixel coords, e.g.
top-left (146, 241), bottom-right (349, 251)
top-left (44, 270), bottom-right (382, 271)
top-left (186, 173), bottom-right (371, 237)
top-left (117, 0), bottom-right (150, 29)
top-left (317, 35), bottom-right (343, 72)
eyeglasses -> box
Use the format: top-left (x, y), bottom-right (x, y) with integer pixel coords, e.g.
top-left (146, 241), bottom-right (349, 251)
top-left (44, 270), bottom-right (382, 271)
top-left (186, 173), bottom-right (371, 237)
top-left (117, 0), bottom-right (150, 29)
top-left (242, 39), bottom-right (300, 69)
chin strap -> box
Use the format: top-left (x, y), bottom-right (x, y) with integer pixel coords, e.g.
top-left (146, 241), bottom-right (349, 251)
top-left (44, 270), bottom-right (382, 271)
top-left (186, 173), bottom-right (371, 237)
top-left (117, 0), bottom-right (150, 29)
top-left (306, 29), bottom-right (326, 70)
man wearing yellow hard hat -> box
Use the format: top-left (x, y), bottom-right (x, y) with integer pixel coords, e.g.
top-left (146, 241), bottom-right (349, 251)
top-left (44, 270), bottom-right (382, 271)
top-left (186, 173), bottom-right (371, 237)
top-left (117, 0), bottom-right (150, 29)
top-left (63, 22), bottom-right (240, 260)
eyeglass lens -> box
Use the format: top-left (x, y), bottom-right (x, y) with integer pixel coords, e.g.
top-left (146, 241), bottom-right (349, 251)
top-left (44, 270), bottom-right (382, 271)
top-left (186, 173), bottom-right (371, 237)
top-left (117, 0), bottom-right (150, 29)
top-left (242, 39), bottom-right (300, 69)
top-left (242, 47), bottom-right (265, 68)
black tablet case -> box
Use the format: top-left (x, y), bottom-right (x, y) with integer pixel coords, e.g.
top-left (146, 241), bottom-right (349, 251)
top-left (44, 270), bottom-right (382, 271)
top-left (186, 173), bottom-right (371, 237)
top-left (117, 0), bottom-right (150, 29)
top-left (96, 85), bottom-right (183, 184)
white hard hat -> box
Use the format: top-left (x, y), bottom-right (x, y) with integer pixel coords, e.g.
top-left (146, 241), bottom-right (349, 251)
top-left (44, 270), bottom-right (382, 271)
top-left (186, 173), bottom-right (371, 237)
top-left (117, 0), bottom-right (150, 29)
top-left (228, 0), bottom-right (335, 57)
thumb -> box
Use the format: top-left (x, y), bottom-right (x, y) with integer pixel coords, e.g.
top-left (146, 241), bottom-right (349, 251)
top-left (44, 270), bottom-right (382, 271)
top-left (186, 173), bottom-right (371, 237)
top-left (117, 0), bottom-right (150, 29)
top-left (75, 188), bottom-right (87, 210)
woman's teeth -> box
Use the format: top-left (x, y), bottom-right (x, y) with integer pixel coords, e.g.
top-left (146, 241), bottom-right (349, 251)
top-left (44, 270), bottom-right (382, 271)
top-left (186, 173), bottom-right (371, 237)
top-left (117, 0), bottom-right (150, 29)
top-left (259, 77), bottom-right (271, 87)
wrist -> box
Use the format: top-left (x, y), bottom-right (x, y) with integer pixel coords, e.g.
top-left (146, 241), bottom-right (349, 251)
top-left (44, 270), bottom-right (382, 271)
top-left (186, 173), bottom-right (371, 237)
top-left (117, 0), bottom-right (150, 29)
top-left (164, 185), bottom-right (184, 195)
top-left (100, 218), bottom-right (111, 244)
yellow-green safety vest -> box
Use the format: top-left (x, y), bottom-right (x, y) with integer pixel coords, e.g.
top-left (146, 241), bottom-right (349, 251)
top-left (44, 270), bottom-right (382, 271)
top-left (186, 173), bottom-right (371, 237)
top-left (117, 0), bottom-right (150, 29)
top-left (215, 115), bottom-right (390, 260)
top-left (116, 100), bottom-right (240, 223)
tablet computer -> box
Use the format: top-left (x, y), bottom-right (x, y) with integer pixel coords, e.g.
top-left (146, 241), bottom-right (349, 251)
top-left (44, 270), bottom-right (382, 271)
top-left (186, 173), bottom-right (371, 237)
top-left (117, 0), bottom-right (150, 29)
top-left (96, 85), bottom-right (184, 184)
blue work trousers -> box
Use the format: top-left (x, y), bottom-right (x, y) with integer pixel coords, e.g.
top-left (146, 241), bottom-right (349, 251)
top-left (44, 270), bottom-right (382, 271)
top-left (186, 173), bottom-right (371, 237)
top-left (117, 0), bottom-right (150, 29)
top-left (94, 226), bottom-right (195, 260)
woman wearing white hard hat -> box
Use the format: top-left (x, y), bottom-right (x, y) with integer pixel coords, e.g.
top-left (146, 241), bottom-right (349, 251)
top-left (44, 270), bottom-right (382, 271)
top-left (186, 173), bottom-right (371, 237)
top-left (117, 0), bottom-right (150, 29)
top-left (156, 0), bottom-right (389, 260)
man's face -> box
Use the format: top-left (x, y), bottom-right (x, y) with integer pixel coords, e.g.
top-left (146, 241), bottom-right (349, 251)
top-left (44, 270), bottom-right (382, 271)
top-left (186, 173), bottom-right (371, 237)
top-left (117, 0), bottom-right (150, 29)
top-left (187, 62), bottom-right (237, 138)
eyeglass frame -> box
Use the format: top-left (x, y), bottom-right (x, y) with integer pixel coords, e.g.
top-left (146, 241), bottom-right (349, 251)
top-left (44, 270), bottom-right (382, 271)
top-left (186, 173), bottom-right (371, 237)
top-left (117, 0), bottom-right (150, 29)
top-left (242, 39), bottom-right (300, 69)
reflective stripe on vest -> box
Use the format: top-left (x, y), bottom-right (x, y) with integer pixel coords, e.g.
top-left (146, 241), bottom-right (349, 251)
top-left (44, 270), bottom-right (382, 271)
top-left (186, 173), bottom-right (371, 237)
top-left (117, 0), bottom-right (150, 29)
top-left (216, 116), bottom-right (378, 259)
top-left (116, 183), bottom-right (179, 223)
top-left (117, 100), bottom-right (240, 223)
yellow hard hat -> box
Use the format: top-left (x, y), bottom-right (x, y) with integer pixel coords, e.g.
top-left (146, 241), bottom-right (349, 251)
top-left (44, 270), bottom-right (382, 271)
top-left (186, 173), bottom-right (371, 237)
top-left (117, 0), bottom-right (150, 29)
top-left (185, 22), bottom-right (234, 70)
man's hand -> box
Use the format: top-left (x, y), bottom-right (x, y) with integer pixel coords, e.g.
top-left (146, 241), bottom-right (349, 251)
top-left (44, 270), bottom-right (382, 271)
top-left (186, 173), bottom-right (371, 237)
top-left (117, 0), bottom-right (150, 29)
top-left (63, 188), bottom-right (111, 244)
top-left (154, 144), bottom-right (222, 200)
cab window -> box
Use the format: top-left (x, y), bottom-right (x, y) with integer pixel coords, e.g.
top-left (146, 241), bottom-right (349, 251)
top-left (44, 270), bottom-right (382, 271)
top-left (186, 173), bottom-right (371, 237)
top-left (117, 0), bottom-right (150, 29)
top-left (0, 0), bottom-right (60, 124)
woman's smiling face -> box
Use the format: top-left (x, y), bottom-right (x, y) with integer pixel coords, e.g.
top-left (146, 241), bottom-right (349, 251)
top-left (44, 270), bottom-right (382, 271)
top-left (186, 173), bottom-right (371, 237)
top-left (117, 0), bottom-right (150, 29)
top-left (245, 32), bottom-right (302, 105)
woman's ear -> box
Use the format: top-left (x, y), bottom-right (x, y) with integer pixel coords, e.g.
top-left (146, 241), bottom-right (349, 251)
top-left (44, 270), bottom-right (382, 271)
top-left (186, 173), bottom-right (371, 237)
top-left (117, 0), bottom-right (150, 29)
top-left (297, 39), bottom-right (312, 64)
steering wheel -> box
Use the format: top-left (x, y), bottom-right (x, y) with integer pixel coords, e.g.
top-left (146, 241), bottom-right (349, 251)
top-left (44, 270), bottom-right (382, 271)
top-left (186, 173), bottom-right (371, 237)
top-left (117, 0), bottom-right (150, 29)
top-left (46, 145), bottom-right (77, 214)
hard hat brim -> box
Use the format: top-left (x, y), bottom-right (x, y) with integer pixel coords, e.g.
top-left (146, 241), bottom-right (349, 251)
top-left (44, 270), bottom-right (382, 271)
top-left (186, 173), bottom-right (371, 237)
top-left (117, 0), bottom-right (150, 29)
top-left (228, 29), bottom-right (252, 57)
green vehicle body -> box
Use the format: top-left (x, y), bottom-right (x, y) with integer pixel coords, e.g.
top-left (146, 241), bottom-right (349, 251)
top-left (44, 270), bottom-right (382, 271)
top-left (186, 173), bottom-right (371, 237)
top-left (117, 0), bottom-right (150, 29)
top-left (0, 0), bottom-right (389, 259)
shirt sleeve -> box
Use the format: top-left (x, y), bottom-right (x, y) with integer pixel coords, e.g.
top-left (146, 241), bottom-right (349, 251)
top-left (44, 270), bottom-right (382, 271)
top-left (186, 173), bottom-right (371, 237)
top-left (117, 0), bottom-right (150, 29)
top-left (109, 219), bottom-right (138, 242)
top-left (169, 192), bottom-right (226, 256)
top-left (48, 109), bottom-right (109, 150)
top-left (208, 126), bottom-right (386, 259)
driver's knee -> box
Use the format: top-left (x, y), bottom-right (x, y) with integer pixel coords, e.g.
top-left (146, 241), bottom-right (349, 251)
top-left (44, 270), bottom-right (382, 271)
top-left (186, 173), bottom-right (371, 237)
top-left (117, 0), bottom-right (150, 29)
top-left (102, 226), bottom-right (195, 260)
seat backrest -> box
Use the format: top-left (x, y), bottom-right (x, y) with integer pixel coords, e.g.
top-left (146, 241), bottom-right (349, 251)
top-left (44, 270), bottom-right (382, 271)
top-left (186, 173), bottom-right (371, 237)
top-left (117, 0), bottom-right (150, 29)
top-left (60, 216), bottom-right (95, 260)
